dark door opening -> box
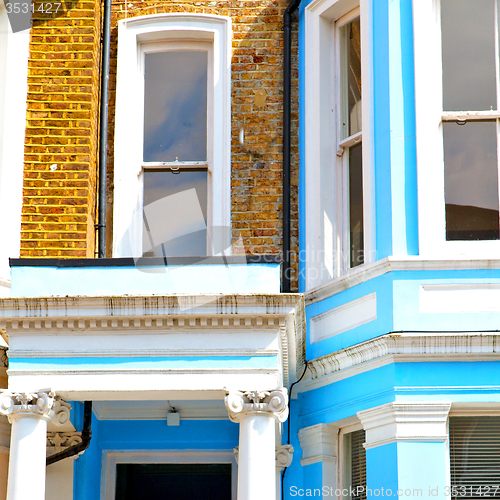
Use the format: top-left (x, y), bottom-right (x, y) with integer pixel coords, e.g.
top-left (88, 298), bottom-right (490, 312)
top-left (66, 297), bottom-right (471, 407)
top-left (115, 463), bottom-right (232, 500)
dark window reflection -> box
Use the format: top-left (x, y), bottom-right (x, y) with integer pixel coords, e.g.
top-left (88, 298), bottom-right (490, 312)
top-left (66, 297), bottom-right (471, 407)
top-left (143, 170), bottom-right (208, 256)
top-left (441, 0), bottom-right (496, 111)
top-left (143, 51), bottom-right (207, 162)
top-left (349, 142), bottom-right (364, 267)
top-left (444, 121), bottom-right (499, 240)
top-left (347, 17), bottom-right (362, 137)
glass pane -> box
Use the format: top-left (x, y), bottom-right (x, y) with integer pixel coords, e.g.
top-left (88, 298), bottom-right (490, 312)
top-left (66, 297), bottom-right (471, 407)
top-left (441, 0), bottom-right (496, 111)
top-left (444, 121), bottom-right (499, 240)
top-left (341, 17), bottom-right (362, 139)
top-left (349, 142), bottom-right (364, 267)
top-left (142, 170), bottom-right (208, 256)
top-left (143, 51), bottom-right (207, 162)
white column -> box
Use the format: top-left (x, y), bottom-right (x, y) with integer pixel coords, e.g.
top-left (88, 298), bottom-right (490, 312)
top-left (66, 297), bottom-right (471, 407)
top-left (226, 389), bottom-right (289, 500)
top-left (0, 390), bottom-right (55, 500)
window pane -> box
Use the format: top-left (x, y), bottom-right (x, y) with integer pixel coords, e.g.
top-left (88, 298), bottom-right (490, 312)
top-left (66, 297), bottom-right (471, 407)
top-left (444, 121), bottom-right (499, 240)
top-left (441, 0), bottom-right (496, 111)
top-left (349, 142), bottom-right (364, 267)
top-left (143, 170), bottom-right (208, 256)
top-left (344, 430), bottom-right (367, 500)
top-left (341, 17), bottom-right (362, 139)
top-left (143, 51), bottom-right (207, 162)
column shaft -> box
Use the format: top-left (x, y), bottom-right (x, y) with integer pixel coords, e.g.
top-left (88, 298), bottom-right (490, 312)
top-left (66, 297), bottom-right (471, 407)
top-left (7, 415), bottom-right (49, 500)
top-left (238, 414), bottom-right (276, 500)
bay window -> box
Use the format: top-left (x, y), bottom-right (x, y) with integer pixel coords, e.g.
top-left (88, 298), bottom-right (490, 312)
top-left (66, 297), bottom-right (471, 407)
top-left (414, 0), bottom-right (500, 256)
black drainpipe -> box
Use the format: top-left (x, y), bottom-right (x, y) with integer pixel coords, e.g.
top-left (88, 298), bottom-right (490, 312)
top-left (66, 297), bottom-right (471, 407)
top-left (46, 401), bottom-right (93, 466)
top-left (97, 0), bottom-right (112, 258)
top-left (47, 0), bottom-right (112, 466)
top-left (282, 0), bottom-right (301, 293)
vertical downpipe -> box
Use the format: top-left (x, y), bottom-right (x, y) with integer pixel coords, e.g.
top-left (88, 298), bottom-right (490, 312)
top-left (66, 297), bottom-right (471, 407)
top-left (98, 0), bottom-right (112, 258)
top-left (282, 0), bottom-right (300, 292)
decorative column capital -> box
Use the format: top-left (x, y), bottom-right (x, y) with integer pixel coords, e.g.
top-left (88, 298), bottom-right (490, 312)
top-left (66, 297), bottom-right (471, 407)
top-left (0, 390), bottom-right (55, 423)
top-left (276, 444), bottom-right (294, 470)
top-left (225, 388), bottom-right (289, 423)
top-left (357, 401), bottom-right (452, 449)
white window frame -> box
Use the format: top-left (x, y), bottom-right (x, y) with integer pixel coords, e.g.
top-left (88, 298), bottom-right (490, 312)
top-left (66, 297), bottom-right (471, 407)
top-left (0, 5), bottom-right (30, 295)
top-left (101, 450), bottom-right (238, 500)
top-left (304, 0), bottom-right (374, 291)
top-left (413, 0), bottom-right (500, 258)
top-left (113, 14), bottom-right (232, 258)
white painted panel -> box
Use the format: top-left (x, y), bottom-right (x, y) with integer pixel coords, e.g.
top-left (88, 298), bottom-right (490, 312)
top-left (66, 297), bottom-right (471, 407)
top-left (420, 284), bottom-right (500, 313)
top-left (310, 292), bottom-right (377, 343)
top-left (9, 330), bottom-right (280, 358)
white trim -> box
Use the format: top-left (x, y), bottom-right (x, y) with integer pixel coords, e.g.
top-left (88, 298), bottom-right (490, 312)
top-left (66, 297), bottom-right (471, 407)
top-left (357, 402), bottom-right (451, 449)
top-left (102, 450), bottom-right (238, 500)
top-left (305, 255), bottom-right (500, 304)
top-left (304, 0), bottom-right (374, 291)
top-left (413, 0), bottom-right (500, 258)
top-left (0, 14), bottom-right (30, 288)
top-left (310, 292), bottom-right (376, 343)
top-left (297, 333), bottom-right (500, 393)
top-left (298, 423), bottom-right (339, 466)
top-left (113, 14), bottom-right (232, 257)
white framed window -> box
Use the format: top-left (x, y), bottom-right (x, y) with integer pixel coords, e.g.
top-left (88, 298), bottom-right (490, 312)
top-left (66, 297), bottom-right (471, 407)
top-left (414, 0), bottom-right (500, 258)
top-left (304, 0), bottom-right (374, 291)
top-left (339, 424), bottom-right (367, 500)
top-left (113, 14), bottom-right (232, 258)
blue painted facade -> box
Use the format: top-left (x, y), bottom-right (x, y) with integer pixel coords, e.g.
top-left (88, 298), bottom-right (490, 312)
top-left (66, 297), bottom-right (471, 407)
top-left (2, 1), bottom-right (500, 499)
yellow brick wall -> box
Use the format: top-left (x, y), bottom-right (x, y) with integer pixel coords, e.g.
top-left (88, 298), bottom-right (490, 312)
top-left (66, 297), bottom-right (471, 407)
top-left (21, 0), bottom-right (300, 290)
top-left (21, 0), bottom-right (101, 258)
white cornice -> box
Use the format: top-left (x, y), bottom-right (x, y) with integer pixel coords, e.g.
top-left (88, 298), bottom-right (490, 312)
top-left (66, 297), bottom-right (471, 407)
top-left (298, 333), bottom-right (500, 393)
top-left (0, 294), bottom-right (302, 321)
top-left (305, 257), bottom-right (500, 304)
top-left (357, 402), bottom-right (451, 449)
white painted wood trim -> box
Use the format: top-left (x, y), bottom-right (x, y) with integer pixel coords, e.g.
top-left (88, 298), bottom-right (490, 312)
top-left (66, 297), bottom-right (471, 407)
top-left (0, 16), bottom-right (30, 288)
top-left (102, 450), bottom-right (238, 500)
top-left (113, 14), bottom-right (232, 257)
top-left (304, 0), bottom-right (374, 291)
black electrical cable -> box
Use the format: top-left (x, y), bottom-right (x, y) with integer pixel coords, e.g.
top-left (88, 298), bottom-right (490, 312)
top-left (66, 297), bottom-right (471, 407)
top-left (281, 360), bottom-right (309, 500)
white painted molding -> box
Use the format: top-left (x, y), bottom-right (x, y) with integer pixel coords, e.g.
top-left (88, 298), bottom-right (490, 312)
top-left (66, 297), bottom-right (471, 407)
top-left (298, 423), bottom-right (338, 466)
top-left (102, 450), bottom-right (238, 500)
top-left (310, 292), bottom-right (376, 343)
top-left (225, 389), bottom-right (288, 423)
top-left (47, 431), bottom-right (82, 456)
top-left (298, 333), bottom-right (500, 393)
top-left (305, 256), bottom-right (500, 304)
top-left (357, 402), bottom-right (451, 449)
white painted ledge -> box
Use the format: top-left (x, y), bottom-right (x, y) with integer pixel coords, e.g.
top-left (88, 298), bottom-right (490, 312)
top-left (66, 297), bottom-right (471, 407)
top-left (305, 257), bottom-right (500, 304)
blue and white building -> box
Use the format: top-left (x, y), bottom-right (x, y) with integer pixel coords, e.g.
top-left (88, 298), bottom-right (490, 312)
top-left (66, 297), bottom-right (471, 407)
top-left (1, 0), bottom-right (500, 500)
